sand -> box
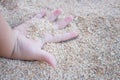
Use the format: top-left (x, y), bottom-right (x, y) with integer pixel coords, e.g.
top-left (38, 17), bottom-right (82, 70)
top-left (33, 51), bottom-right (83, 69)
top-left (0, 0), bottom-right (120, 80)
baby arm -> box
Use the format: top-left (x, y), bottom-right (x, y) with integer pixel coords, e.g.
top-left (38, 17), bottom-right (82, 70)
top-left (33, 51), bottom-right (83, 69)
top-left (0, 12), bottom-right (16, 58)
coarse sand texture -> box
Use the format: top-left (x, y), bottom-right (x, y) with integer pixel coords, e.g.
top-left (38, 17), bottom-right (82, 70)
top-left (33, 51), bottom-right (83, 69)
top-left (0, 0), bottom-right (120, 80)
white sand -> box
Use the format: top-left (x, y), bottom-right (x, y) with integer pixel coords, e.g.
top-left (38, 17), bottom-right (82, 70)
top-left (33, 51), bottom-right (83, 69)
top-left (0, 0), bottom-right (120, 80)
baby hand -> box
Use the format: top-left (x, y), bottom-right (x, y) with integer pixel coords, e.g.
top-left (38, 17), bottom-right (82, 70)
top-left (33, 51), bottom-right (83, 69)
top-left (12, 9), bottom-right (78, 67)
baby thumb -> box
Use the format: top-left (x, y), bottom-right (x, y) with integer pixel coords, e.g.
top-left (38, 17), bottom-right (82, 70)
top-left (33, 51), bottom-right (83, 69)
top-left (36, 50), bottom-right (57, 68)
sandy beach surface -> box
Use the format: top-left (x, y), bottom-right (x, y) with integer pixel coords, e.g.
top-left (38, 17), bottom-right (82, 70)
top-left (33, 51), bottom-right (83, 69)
top-left (0, 0), bottom-right (120, 80)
